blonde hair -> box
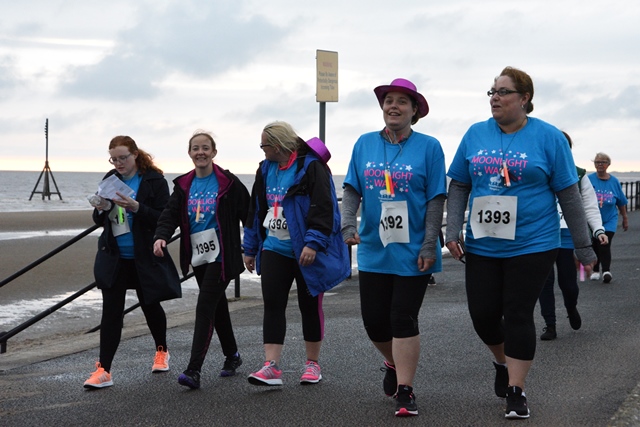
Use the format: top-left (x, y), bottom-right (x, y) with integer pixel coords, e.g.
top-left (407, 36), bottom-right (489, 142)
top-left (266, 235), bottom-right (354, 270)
top-left (263, 121), bottom-right (301, 155)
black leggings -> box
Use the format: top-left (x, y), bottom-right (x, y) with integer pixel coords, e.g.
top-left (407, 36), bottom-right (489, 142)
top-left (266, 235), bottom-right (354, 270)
top-left (186, 262), bottom-right (238, 372)
top-left (358, 271), bottom-right (429, 342)
top-left (100, 259), bottom-right (167, 372)
top-left (260, 250), bottom-right (324, 344)
top-left (465, 250), bottom-right (557, 361)
top-left (592, 231), bottom-right (616, 272)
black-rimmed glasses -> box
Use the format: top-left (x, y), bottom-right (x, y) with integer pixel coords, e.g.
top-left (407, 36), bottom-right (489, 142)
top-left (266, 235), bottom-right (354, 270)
top-left (594, 161), bottom-right (608, 165)
top-left (259, 144), bottom-right (272, 149)
top-left (487, 88), bottom-right (519, 97)
top-left (108, 153), bottom-right (133, 164)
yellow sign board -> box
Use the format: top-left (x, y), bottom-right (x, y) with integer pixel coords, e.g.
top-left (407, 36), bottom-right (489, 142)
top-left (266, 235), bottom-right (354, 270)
top-left (316, 50), bottom-right (338, 102)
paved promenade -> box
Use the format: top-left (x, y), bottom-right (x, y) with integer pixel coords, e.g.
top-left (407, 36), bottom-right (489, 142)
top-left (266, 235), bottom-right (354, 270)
top-left (1, 211), bottom-right (639, 426)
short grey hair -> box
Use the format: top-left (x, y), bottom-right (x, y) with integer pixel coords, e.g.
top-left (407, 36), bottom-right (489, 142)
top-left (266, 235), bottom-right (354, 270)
top-left (594, 152), bottom-right (611, 164)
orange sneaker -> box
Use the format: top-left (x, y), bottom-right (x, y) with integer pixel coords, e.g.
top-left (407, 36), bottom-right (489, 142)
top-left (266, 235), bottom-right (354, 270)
top-left (84, 362), bottom-right (113, 389)
top-left (152, 346), bottom-right (170, 372)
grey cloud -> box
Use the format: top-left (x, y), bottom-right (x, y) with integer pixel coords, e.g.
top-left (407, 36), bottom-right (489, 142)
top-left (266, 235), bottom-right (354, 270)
top-left (59, 1), bottom-right (288, 100)
top-left (0, 55), bottom-right (20, 99)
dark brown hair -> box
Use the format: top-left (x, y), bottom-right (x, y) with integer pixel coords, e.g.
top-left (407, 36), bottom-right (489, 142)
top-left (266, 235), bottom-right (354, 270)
top-left (499, 66), bottom-right (534, 114)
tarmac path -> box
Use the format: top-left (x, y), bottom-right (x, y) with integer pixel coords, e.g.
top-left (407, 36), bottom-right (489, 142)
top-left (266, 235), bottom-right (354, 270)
top-left (1, 211), bottom-right (639, 426)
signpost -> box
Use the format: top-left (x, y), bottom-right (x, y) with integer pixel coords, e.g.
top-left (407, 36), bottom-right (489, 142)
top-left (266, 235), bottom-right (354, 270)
top-left (316, 50), bottom-right (338, 143)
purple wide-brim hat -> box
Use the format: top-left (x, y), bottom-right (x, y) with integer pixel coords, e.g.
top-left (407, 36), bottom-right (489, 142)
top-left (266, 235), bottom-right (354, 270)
top-left (373, 78), bottom-right (429, 118)
top-left (305, 137), bottom-right (331, 164)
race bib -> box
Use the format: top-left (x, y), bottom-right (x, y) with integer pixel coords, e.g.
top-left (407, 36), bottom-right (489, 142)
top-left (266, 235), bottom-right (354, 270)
top-left (190, 228), bottom-right (220, 267)
top-left (263, 206), bottom-right (290, 240)
top-left (379, 201), bottom-right (410, 247)
top-left (109, 206), bottom-right (130, 237)
top-left (470, 195), bottom-right (518, 240)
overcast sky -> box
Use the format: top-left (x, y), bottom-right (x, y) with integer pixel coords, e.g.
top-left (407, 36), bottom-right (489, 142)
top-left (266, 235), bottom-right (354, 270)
top-left (1, 0), bottom-right (639, 175)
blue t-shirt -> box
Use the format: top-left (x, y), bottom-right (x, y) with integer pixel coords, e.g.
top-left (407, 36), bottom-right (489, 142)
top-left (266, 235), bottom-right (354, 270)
top-left (344, 130), bottom-right (447, 276)
top-left (188, 173), bottom-right (221, 262)
top-left (115, 173), bottom-right (141, 259)
top-left (447, 117), bottom-right (578, 257)
top-left (588, 173), bottom-right (628, 232)
top-left (263, 161), bottom-right (297, 258)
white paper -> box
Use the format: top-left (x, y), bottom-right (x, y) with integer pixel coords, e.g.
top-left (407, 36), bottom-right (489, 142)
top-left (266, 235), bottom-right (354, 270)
top-left (96, 175), bottom-right (135, 200)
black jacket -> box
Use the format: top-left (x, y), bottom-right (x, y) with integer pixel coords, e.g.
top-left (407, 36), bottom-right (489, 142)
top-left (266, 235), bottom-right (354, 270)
top-left (93, 168), bottom-right (181, 304)
top-left (154, 164), bottom-right (250, 282)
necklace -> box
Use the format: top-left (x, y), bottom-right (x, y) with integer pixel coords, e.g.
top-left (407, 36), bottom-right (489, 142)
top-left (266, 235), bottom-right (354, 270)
top-left (382, 130), bottom-right (410, 195)
top-left (499, 117), bottom-right (527, 187)
top-left (193, 173), bottom-right (213, 222)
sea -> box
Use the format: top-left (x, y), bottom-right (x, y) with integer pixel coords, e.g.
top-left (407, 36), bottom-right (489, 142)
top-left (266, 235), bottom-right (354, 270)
top-left (0, 170), bottom-right (345, 329)
top-left (2, 169), bottom-right (638, 214)
top-left (0, 170), bottom-right (346, 214)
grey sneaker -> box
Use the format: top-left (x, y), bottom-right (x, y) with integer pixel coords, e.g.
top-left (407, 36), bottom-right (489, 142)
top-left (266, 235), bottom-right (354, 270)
top-left (540, 325), bottom-right (557, 340)
top-left (220, 353), bottom-right (242, 377)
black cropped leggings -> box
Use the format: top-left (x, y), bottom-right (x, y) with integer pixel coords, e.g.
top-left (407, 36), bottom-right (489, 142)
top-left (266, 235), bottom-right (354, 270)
top-left (358, 271), bottom-right (429, 342)
top-left (259, 250), bottom-right (324, 344)
top-left (465, 249), bottom-right (557, 361)
top-left (99, 259), bottom-right (167, 372)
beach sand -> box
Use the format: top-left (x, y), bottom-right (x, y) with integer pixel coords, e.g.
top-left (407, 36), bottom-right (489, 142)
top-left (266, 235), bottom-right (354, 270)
top-left (0, 210), bottom-right (262, 368)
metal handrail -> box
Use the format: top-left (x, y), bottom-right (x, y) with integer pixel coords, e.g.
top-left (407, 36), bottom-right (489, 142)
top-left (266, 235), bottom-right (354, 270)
top-left (1, 229), bottom-right (204, 354)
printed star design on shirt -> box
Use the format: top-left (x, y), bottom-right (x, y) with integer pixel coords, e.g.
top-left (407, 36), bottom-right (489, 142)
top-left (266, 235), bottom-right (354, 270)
top-left (519, 153), bottom-right (528, 159)
top-left (366, 162), bottom-right (373, 168)
top-left (478, 149), bottom-right (484, 155)
top-left (492, 150), bottom-right (497, 154)
top-left (405, 165), bottom-right (413, 171)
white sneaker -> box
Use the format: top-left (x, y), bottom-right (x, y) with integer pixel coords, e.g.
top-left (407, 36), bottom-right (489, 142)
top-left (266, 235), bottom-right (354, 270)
top-left (590, 272), bottom-right (601, 281)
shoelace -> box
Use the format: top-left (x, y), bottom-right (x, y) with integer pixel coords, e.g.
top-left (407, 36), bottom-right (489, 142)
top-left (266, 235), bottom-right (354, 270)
top-left (90, 368), bottom-right (108, 381)
top-left (304, 363), bottom-right (320, 377)
top-left (154, 351), bottom-right (168, 365)
top-left (259, 365), bottom-right (276, 377)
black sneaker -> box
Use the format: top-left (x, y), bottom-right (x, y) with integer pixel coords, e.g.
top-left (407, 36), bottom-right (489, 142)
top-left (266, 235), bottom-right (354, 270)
top-left (220, 353), bottom-right (242, 377)
top-left (567, 306), bottom-right (582, 330)
top-left (381, 361), bottom-right (397, 396)
top-left (395, 384), bottom-right (418, 417)
top-left (493, 362), bottom-right (508, 398)
top-left (603, 271), bottom-right (612, 283)
top-left (178, 369), bottom-right (201, 389)
top-left (505, 386), bottom-right (530, 419)
top-left (540, 325), bottom-right (557, 340)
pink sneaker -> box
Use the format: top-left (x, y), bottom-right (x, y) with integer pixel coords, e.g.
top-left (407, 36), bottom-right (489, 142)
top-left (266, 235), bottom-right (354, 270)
top-left (300, 360), bottom-right (322, 384)
top-left (248, 360), bottom-right (283, 386)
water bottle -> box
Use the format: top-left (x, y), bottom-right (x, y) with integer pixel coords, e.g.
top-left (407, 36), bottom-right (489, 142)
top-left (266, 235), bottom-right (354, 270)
top-left (87, 194), bottom-right (102, 207)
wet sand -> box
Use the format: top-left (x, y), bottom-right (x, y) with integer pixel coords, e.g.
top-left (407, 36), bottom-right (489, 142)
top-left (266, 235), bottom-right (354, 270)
top-left (0, 210), bottom-right (261, 361)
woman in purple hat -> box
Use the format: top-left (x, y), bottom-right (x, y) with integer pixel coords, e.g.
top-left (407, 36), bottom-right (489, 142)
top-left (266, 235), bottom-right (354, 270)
top-left (341, 78), bottom-right (447, 417)
top-left (243, 121), bottom-right (350, 387)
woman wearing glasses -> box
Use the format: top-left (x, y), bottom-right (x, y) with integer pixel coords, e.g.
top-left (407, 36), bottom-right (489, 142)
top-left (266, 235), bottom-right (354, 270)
top-left (153, 130), bottom-right (250, 389)
top-left (445, 67), bottom-right (596, 419)
top-left (341, 78), bottom-right (447, 417)
top-left (243, 121), bottom-right (349, 388)
top-left (588, 153), bottom-right (628, 283)
top-left (84, 135), bottom-right (181, 389)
